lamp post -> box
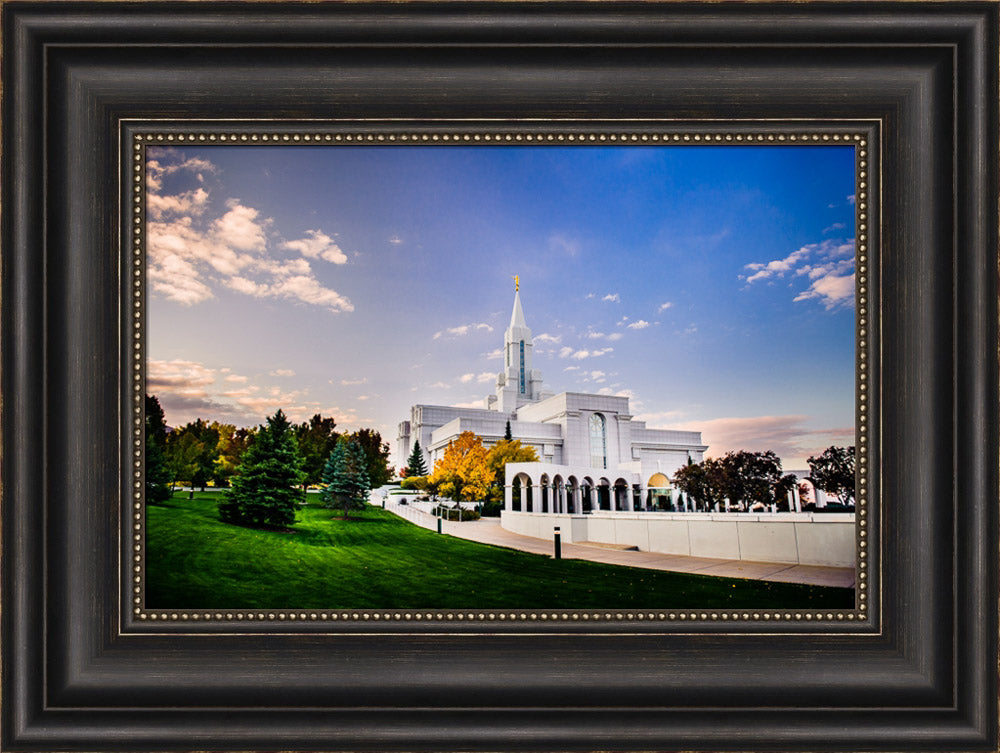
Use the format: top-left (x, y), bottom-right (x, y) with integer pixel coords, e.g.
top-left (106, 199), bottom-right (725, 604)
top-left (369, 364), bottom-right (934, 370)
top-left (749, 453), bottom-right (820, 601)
top-left (553, 526), bottom-right (562, 559)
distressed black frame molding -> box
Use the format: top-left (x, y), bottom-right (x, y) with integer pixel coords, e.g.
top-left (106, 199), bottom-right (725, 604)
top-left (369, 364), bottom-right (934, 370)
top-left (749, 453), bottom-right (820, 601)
top-left (2, 2), bottom-right (997, 752)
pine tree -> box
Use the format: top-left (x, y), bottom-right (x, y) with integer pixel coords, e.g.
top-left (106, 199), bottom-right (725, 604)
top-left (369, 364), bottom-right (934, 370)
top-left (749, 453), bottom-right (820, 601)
top-left (218, 409), bottom-right (304, 529)
top-left (406, 439), bottom-right (428, 477)
top-left (144, 394), bottom-right (172, 503)
top-left (321, 438), bottom-right (371, 518)
top-left (504, 420), bottom-right (513, 440)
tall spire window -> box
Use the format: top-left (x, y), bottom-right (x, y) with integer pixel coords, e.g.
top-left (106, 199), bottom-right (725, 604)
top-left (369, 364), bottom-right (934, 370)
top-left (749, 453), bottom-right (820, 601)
top-left (519, 340), bottom-right (526, 394)
top-left (589, 413), bottom-right (607, 469)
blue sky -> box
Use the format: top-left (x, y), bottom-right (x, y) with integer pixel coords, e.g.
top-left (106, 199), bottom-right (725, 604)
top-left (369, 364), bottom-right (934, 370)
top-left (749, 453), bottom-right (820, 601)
top-left (146, 144), bottom-right (856, 469)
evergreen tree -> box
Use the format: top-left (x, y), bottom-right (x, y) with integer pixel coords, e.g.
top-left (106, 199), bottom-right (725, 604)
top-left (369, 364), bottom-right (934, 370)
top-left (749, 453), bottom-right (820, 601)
top-left (504, 420), bottom-right (513, 441)
top-left (321, 438), bottom-right (370, 518)
top-left (219, 409), bottom-right (304, 529)
top-left (348, 428), bottom-right (392, 488)
top-left (406, 439), bottom-right (428, 477)
top-left (144, 394), bottom-right (172, 503)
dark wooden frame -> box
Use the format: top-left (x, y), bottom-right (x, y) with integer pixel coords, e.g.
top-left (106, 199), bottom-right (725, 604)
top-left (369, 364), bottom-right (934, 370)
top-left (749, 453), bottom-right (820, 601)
top-left (3, 2), bottom-right (997, 751)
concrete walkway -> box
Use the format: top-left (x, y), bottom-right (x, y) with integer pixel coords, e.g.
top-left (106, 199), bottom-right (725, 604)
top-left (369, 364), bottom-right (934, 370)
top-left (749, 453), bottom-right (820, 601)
top-left (382, 501), bottom-right (855, 589)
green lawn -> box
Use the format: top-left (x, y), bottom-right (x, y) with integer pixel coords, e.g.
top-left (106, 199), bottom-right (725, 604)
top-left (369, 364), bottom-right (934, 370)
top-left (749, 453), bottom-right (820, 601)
top-left (145, 491), bottom-right (855, 609)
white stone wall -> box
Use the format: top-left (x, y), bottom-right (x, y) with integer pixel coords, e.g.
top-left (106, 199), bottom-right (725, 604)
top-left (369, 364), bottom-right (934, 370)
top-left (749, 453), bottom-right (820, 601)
top-left (500, 510), bottom-right (856, 568)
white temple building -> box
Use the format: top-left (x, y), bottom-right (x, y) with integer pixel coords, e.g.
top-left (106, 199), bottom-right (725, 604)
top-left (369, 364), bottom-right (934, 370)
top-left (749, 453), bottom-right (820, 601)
top-left (397, 283), bottom-right (708, 512)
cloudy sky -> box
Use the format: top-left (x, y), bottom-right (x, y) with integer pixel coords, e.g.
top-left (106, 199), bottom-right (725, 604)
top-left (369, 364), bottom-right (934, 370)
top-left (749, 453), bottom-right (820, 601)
top-left (146, 143), bottom-right (856, 469)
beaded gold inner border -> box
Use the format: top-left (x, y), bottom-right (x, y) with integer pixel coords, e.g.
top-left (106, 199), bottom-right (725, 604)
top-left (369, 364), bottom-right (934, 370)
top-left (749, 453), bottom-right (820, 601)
top-left (127, 126), bottom-right (873, 629)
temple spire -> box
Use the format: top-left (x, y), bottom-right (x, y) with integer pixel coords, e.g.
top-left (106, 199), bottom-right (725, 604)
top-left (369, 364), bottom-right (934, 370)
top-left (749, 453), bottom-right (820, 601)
top-left (509, 288), bottom-right (527, 329)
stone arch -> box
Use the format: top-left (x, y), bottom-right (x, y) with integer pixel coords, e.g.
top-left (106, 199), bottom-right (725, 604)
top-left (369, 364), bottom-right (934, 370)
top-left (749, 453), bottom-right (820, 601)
top-left (539, 473), bottom-right (551, 513)
top-left (566, 475), bottom-right (580, 514)
top-left (552, 474), bottom-right (565, 513)
top-left (581, 475), bottom-right (595, 513)
top-left (613, 476), bottom-right (630, 511)
top-left (512, 470), bottom-right (533, 512)
top-left (596, 477), bottom-right (612, 511)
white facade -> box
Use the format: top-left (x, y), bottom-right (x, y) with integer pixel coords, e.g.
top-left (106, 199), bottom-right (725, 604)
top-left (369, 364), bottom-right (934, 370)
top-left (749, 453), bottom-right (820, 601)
top-left (397, 288), bottom-right (708, 496)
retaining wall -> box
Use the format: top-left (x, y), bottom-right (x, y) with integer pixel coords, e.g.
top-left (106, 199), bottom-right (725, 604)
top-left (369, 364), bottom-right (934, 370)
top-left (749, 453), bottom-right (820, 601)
top-left (501, 510), bottom-right (855, 567)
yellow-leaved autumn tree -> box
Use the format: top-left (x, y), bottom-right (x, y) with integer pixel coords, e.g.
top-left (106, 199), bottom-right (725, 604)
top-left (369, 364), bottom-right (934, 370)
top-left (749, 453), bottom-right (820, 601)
top-left (485, 439), bottom-right (539, 503)
top-left (429, 431), bottom-right (492, 501)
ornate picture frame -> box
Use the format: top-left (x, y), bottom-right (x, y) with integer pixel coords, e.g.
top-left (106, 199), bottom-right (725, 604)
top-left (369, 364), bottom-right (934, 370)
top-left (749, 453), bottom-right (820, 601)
top-left (3, 3), bottom-right (996, 751)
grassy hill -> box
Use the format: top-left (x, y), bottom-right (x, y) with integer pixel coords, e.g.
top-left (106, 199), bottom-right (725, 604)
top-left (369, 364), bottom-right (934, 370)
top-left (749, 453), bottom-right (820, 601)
top-left (145, 491), bottom-right (854, 610)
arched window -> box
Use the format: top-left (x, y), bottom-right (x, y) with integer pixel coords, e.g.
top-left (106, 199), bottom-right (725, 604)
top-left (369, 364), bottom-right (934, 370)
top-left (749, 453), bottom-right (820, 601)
top-left (589, 413), bottom-right (607, 469)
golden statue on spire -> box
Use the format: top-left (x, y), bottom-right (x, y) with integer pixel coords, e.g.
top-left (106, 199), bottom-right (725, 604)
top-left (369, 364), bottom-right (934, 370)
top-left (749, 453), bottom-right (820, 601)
top-left (514, 275), bottom-right (519, 292)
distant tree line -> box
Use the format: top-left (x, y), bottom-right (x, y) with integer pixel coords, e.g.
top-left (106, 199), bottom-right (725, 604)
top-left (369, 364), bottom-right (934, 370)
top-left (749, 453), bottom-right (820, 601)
top-left (144, 394), bottom-right (393, 528)
top-left (670, 446), bottom-right (855, 512)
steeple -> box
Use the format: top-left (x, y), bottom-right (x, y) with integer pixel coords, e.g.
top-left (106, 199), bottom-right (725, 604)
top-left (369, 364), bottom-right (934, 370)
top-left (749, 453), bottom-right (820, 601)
top-left (493, 281), bottom-right (546, 413)
top-left (509, 289), bottom-right (527, 330)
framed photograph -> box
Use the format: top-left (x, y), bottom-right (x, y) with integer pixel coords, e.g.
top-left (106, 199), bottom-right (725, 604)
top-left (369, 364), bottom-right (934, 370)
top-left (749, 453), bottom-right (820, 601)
top-left (141, 135), bottom-right (860, 613)
top-left (3, 3), bottom-right (997, 752)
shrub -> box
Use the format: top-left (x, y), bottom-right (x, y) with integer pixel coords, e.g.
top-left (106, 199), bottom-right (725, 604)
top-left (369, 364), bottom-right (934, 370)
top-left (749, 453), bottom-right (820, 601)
top-left (480, 500), bottom-right (503, 517)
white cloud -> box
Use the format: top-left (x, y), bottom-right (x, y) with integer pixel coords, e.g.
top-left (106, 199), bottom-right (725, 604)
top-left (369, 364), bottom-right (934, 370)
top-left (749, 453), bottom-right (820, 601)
top-left (560, 346), bottom-right (613, 360)
top-left (340, 377), bottom-right (367, 386)
top-left (147, 187), bottom-right (210, 220)
top-left (267, 275), bottom-right (354, 312)
top-left (794, 271), bottom-right (855, 310)
top-left (823, 222), bottom-right (846, 235)
top-left (283, 229), bottom-right (348, 265)
top-left (145, 151), bottom-right (353, 313)
top-left (427, 381), bottom-right (450, 389)
top-left (146, 356), bottom-right (329, 427)
top-left (847, 194), bottom-right (856, 205)
top-left (148, 358), bottom-right (215, 394)
top-left (212, 200), bottom-right (270, 253)
top-left (535, 332), bottom-right (561, 344)
top-left (450, 400), bottom-right (485, 409)
top-left (483, 348), bottom-right (504, 360)
top-left (627, 319), bottom-right (651, 330)
top-left (657, 301), bottom-right (673, 313)
top-left (433, 322), bottom-right (493, 340)
top-left (563, 365), bottom-right (580, 371)
top-left (388, 235), bottom-right (403, 245)
top-left (602, 293), bottom-right (620, 302)
top-left (742, 238), bottom-right (855, 310)
top-left (585, 330), bottom-right (624, 342)
top-left (270, 369), bottom-right (295, 377)
top-left (146, 153), bottom-right (217, 192)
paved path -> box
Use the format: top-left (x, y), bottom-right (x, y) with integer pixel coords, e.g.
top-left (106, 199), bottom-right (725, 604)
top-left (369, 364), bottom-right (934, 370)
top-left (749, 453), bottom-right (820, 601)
top-left (382, 501), bottom-right (855, 589)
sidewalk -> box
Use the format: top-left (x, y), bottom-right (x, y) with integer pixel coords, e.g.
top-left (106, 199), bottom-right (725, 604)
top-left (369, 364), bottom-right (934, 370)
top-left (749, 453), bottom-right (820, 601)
top-left (382, 501), bottom-right (855, 589)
